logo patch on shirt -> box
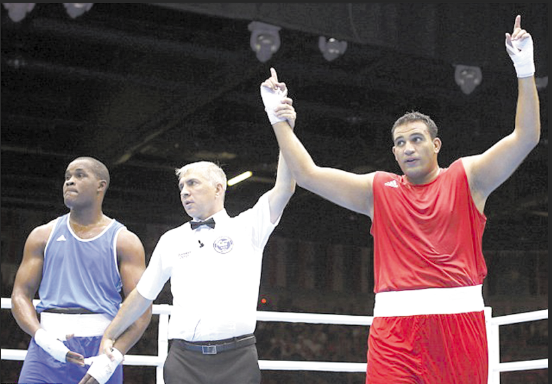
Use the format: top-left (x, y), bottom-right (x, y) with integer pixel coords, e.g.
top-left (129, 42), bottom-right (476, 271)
top-left (384, 180), bottom-right (398, 188)
top-left (56, 235), bottom-right (67, 242)
top-left (178, 251), bottom-right (192, 259)
top-left (213, 236), bottom-right (233, 254)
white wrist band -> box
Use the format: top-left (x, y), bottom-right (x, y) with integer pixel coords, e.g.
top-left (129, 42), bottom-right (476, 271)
top-left (34, 328), bottom-right (69, 362)
top-left (260, 86), bottom-right (287, 125)
top-left (85, 348), bottom-right (124, 384)
top-left (506, 35), bottom-right (535, 78)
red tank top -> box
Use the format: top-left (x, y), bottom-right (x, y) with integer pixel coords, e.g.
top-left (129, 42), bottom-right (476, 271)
top-left (371, 159), bottom-right (487, 293)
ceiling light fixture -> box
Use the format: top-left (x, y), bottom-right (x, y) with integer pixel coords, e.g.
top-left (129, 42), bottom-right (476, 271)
top-left (3, 3), bottom-right (35, 22)
top-left (248, 21), bottom-right (281, 63)
top-left (228, 171), bottom-right (253, 186)
top-left (63, 3), bottom-right (93, 19)
top-left (454, 65), bottom-right (482, 95)
top-left (319, 36), bottom-right (347, 62)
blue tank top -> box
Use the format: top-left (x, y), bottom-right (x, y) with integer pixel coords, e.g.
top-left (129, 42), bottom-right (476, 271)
top-left (36, 214), bottom-right (125, 318)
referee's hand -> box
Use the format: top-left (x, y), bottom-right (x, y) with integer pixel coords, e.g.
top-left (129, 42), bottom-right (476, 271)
top-left (79, 348), bottom-right (124, 384)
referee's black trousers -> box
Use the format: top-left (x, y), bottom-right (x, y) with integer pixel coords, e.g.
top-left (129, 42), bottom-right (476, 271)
top-left (163, 340), bottom-right (261, 384)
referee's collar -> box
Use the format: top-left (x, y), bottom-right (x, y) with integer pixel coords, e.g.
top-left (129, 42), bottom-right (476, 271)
top-left (191, 209), bottom-right (229, 225)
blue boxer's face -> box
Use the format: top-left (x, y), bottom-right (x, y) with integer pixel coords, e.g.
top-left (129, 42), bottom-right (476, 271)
top-left (63, 160), bottom-right (104, 209)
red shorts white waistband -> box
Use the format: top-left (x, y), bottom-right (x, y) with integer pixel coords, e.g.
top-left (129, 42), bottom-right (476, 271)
top-left (373, 285), bottom-right (484, 317)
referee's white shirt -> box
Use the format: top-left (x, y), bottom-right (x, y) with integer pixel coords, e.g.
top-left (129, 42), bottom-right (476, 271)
top-left (137, 192), bottom-right (280, 342)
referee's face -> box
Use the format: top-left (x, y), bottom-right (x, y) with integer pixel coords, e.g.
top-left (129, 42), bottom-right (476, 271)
top-left (178, 171), bottom-right (221, 220)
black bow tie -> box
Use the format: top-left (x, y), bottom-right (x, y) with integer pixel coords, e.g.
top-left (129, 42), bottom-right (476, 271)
top-left (190, 217), bottom-right (216, 230)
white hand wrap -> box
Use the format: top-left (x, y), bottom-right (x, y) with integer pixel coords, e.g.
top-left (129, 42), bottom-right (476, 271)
top-left (260, 86), bottom-right (287, 125)
top-left (34, 328), bottom-right (69, 362)
top-left (505, 35), bottom-right (535, 78)
top-left (84, 348), bottom-right (124, 384)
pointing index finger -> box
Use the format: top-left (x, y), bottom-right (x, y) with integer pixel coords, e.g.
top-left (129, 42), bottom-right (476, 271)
top-left (513, 15), bottom-right (521, 32)
top-left (270, 67), bottom-right (278, 82)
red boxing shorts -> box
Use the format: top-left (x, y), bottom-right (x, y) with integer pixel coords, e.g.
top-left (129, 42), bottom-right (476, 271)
top-left (366, 286), bottom-right (488, 384)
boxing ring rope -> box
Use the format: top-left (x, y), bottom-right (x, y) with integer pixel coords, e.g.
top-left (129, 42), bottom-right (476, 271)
top-left (1, 298), bottom-right (547, 384)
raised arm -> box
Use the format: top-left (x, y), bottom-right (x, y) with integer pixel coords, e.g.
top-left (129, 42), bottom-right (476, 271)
top-left (266, 150), bottom-right (296, 224)
top-left (261, 68), bottom-right (375, 218)
top-left (264, 90), bottom-right (296, 223)
top-left (463, 15), bottom-right (540, 212)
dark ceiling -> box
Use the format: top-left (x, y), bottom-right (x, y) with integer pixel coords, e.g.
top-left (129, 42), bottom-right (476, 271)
top-left (1, 3), bottom-right (548, 248)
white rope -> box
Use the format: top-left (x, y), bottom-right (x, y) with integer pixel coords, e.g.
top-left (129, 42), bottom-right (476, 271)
top-left (256, 311), bottom-right (372, 326)
top-left (490, 309), bottom-right (548, 326)
top-left (259, 360), bottom-right (367, 372)
top-left (1, 349), bottom-right (26, 360)
top-left (496, 359), bottom-right (548, 373)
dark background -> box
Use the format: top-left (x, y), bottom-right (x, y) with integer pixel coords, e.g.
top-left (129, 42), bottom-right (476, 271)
top-left (1, 3), bottom-right (547, 383)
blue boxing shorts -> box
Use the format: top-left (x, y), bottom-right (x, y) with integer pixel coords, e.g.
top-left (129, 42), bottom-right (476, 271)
top-left (18, 312), bottom-right (123, 384)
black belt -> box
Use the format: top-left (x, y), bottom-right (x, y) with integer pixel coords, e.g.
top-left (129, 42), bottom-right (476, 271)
top-left (42, 307), bottom-right (97, 314)
top-left (174, 334), bottom-right (256, 355)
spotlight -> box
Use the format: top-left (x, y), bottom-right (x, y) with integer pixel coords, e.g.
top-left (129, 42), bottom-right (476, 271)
top-left (248, 21), bottom-right (281, 63)
top-left (228, 171), bottom-right (253, 186)
top-left (63, 3), bottom-right (93, 19)
top-left (454, 65), bottom-right (482, 95)
top-left (319, 36), bottom-right (347, 62)
top-left (3, 3), bottom-right (35, 22)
